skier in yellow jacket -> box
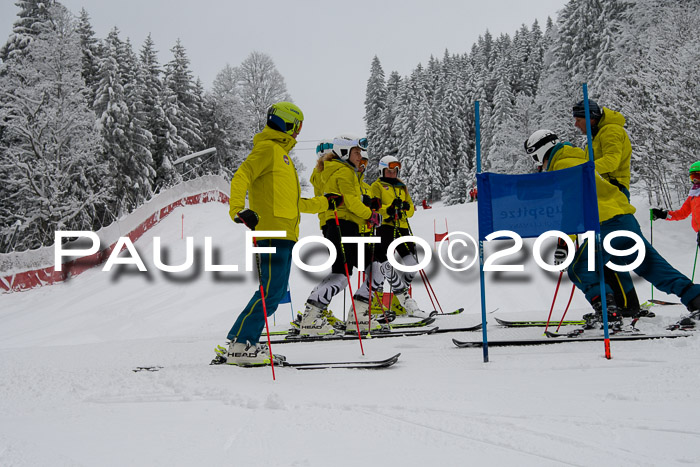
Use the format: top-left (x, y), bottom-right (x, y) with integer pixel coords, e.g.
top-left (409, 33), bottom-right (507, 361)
top-left (359, 154), bottom-right (430, 319)
top-left (570, 99), bottom-right (641, 317)
top-left (299, 135), bottom-right (382, 336)
top-left (524, 129), bottom-right (700, 329)
top-left (224, 102), bottom-right (340, 366)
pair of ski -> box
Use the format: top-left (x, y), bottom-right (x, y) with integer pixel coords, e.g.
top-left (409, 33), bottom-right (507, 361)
top-left (135, 353), bottom-right (402, 372)
top-left (273, 320), bottom-right (482, 345)
top-left (453, 321), bottom-right (692, 348)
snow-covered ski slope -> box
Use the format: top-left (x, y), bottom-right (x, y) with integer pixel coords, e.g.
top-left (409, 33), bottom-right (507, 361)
top-left (2, 182), bottom-right (700, 467)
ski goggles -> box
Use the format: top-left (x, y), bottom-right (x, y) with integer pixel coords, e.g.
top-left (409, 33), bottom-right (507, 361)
top-left (382, 161), bottom-right (401, 170)
top-left (358, 151), bottom-right (369, 168)
top-left (316, 141), bottom-right (333, 156)
top-left (348, 138), bottom-right (369, 150)
top-left (691, 172), bottom-right (700, 183)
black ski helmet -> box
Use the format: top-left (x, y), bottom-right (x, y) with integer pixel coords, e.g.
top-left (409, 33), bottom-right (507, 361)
top-left (573, 99), bottom-right (602, 120)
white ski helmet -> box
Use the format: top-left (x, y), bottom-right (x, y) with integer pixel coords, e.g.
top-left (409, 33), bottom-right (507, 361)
top-left (332, 135), bottom-right (369, 161)
top-left (316, 139), bottom-right (334, 159)
top-left (524, 130), bottom-right (559, 167)
top-left (378, 155), bottom-right (401, 176)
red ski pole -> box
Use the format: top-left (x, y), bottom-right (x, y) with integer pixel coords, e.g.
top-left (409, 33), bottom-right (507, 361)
top-left (252, 237), bottom-right (276, 381)
top-left (332, 207), bottom-right (364, 355)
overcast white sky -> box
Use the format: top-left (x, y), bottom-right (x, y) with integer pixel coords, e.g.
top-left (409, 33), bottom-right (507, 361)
top-left (1, 0), bottom-right (568, 167)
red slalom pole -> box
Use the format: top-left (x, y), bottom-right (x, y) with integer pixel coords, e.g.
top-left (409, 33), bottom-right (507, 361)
top-left (333, 209), bottom-right (364, 355)
top-left (556, 283), bottom-right (577, 332)
top-left (544, 272), bottom-right (563, 333)
top-left (253, 238), bottom-right (276, 381)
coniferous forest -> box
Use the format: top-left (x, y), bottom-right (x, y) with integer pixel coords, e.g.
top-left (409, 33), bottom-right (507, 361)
top-left (363, 0), bottom-right (700, 208)
top-left (1, 0), bottom-right (699, 253)
top-left (0, 1), bottom-right (294, 253)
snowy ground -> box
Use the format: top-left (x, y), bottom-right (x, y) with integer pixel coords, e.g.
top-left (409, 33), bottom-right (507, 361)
top-left (2, 188), bottom-right (700, 466)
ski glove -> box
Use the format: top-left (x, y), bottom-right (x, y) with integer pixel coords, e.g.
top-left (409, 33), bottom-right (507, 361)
top-left (387, 198), bottom-right (404, 219)
top-left (362, 195), bottom-right (381, 211)
top-left (553, 238), bottom-right (569, 266)
top-left (651, 208), bottom-right (668, 220)
top-left (368, 211), bottom-right (382, 227)
top-left (401, 201), bottom-right (411, 212)
top-left (386, 205), bottom-right (403, 219)
top-left (324, 193), bottom-right (344, 209)
top-left (234, 209), bottom-right (259, 229)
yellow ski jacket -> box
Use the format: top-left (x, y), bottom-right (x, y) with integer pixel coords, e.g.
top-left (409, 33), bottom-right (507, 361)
top-left (546, 143), bottom-right (635, 223)
top-left (371, 177), bottom-right (415, 229)
top-left (229, 126), bottom-right (328, 241)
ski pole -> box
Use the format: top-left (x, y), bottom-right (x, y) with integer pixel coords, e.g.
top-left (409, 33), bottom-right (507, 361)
top-left (405, 217), bottom-right (444, 314)
top-left (650, 209), bottom-right (654, 301)
top-left (555, 238), bottom-right (579, 332)
top-left (555, 283), bottom-right (577, 332)
top-left (693, 244), bottom-right (699, 282)
top-left (544, 272), bottom-right (563, 333)
top-left (331, 205), bottom-right (365, 355)
top-left (252, 236), bottom-right (276, 381)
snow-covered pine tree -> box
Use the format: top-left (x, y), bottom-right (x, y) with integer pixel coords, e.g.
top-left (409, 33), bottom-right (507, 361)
top-left (0, 0), bottom-right (56, 62)
top-left (163, 39), bottom-right (203, 158)
top-left (236, 51), bottom-right (291, 133)
top-left (372, 70), bottom-right (403, 181)
top-left (0, 4), bottom-right (110, 252)
top-left (403, 67), bottom-right (439, 202)
top-left (75, 8), bottom-right (101, 110)
top-left (137, 33), bottom-right (178, 192)
top-left (484, 61), bottom-right (517, 173)
top-left (364, 56), bottom-right (387, 176)
top-left (204, 64), bottom-right (250, 178)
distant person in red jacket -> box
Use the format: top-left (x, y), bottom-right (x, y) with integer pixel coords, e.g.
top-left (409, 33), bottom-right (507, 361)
top-left (652, 161), bottom-right (700, 247)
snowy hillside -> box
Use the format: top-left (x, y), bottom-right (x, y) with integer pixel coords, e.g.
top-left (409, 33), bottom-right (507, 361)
top-left (1, 186), bottom-right (699, 467)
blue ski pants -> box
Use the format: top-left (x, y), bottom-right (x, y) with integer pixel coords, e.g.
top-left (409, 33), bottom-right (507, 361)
top-left (227, 239), bottom-right (294, 344)
top-left (568, 214), bottom-right (700, 307)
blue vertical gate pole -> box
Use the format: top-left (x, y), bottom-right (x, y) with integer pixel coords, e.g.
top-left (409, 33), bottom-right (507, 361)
top-left (475, 100), bottom-right (489, 363)
top-left (582, 83), bottom-right (612, 359)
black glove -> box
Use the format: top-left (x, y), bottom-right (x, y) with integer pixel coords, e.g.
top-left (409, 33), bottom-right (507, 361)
top-left (553, 238), bottom-right (569, 266)
top-left (386, 205), bottom-right (404, 219)
top-left (234, 209), bottom-right (259, 229)
top-left (401, 201), bottom-right (411, 211)
top-left (362, 194), bottom-right (372, 207)
top-left (369, 197), bottom-right (381, 211)
top-left (324, 193), bottom-right (344, 209)
top-left (651, 208), bottom-right (667, 220)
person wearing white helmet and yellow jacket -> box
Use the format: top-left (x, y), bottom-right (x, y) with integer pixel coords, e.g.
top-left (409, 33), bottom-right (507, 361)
top-left (299, 135), bottom-right (383, 336)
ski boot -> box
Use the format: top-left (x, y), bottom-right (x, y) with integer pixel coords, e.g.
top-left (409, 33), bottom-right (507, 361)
top-left (583, 293), bottom-right (622, 331)
top-left (321, 308), bottom-right (346, 332)
top-left (299, 300), bottom-right (337, 337)
top-left (224, 340), bottom-right (285, 367)
top-left (678, 310), bottom-right (700, 328)
top-left (395, 288), bottom-right (430, 319)
top-left (345, 296), bottom-right (385, 334)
